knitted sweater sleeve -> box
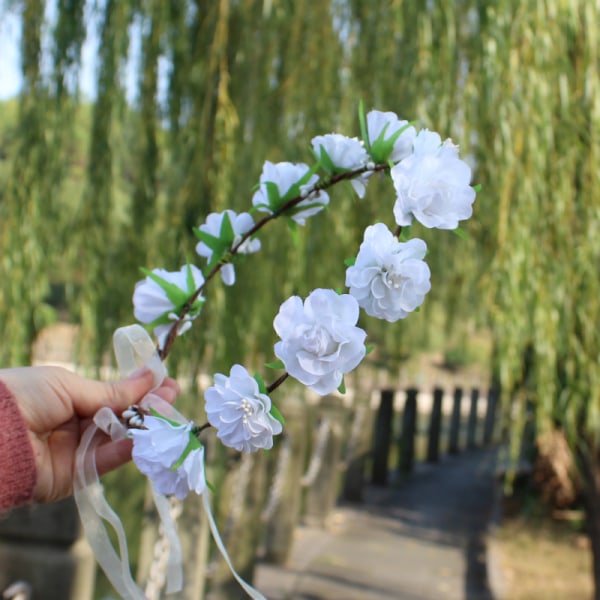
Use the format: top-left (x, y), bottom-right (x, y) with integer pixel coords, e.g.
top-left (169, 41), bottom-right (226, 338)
top-left (0, 380), bottom-right (36, 511)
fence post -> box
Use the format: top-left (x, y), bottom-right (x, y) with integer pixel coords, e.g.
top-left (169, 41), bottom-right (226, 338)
top-left (262, 395), bottom-right (307, 564)
top-left (448, 387), bottom-right (463, 454)
top-left (0, 498), bottom-right (94, 600)
top-left (303, 396), bottom-right (345, 526)
top-left (398, 388), bottom-right (418, 476)
top-left (371, 389), bottom-right (395, 486)
top-left (467, 388), bottom-right (480, 449)
top-left (426, 388), bottom-right (444, 463)
top-left (483, 387), bottom-right (499, 445)
top-left (342, 398), bottom-right (375, 502)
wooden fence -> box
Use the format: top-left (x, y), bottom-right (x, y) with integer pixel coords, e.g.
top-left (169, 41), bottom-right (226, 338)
top-left (0, 384), bottom-right (500, 599)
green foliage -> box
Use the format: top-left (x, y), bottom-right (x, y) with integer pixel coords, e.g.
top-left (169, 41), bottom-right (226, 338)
top-left (1, 0), bottom-right (598, 462)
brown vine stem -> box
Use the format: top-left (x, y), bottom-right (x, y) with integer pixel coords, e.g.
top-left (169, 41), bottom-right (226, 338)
top-left (158, 162), bottom-right (390, 359)
top-left (267, 372), bottom-right (289, 394)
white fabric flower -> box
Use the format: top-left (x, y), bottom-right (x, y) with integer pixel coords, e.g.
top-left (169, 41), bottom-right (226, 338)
top-left (366, 110), bottom-right (417, 163)
top-left (195, 209), bottom-right (261, 286)
top-left (345, 223), bottom-right (431, 322)
top-left (273, 289), bottom-right (367, 395)
top-left (132, 264), bottom-right (205, 348)
top-left (311, 133), bottom-right (370, 198)
top-left (204, 364), bottom-right (283, 453)
top-left (391, 130), bottom-right (476, 229)
top-left (252, 160), bottom-right (330, 225)
top-left (129, 416), bottom-right (206, 499)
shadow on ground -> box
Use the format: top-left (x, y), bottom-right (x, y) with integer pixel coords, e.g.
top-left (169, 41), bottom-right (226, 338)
top-left (255, 448), bottom-right (497, 600)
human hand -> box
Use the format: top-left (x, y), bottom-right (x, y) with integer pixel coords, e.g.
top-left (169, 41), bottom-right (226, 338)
top-left (0, 365), bottom-right (179, 503)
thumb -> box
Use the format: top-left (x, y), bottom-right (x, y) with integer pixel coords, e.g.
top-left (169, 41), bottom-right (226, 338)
top-left (70, 367), bottom-right (156, 418)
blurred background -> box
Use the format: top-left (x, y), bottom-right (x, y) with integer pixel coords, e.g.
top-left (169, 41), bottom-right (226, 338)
top-left (0, 0), bottom-right (598, 598)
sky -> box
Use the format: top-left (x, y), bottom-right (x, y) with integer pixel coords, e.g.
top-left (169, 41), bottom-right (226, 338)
top-left (0, 0), bottom-right (148, 103)
top-left (0, 7), bottom-right (23, 99)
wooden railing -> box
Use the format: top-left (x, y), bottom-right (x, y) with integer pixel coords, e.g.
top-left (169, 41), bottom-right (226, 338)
top-left (0, 384), bottom-right (500, 599)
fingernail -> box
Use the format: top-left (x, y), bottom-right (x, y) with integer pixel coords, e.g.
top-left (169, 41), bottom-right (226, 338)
top-left (126, 366), bottom-right (151, 380)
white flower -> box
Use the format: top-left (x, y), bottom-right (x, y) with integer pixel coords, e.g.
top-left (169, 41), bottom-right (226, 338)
top-left (311, 133), bottom-right (370, 198)
top-left (391, 130), bottom-right (476, 229)
top-left (252, 160), bottom-right (330, 225)
top-left (366, 110), bottom-right (417, 163)
top-left (204, 364), bottom-right (283, 453)
top-left (273, 289), bottom-right (366, 395)
top-left (132, 265), bottom-right (205, 348)
top-left (195, 209), bottom-right (261, 286)
top-left (129, 415), bottom-right (206, 500)
top-left (345, 223), bottom-right (431, 322)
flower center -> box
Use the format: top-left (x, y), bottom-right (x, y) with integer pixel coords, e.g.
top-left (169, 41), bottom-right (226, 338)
top-left (384, 268), bottom-right (405, 289)
top-left (302, 326), bottom-right (336, 356)
top-left (241, 398), bottom-right (254, 424)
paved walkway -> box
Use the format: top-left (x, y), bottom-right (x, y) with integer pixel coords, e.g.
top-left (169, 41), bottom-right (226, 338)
top-left (254, 449), bottom-right (498, 600)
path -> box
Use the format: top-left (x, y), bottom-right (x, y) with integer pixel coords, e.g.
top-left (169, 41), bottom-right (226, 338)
top-left (254, 448), bottom-right (498, 600)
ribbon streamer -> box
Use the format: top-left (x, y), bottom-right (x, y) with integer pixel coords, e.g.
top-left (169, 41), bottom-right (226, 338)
top-left (74, 325), bottom-right (182, 599)
top-left (75, 324), bottom-right (267, 599)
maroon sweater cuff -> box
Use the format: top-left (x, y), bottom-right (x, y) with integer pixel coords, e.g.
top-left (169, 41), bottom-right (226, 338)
top-left (0, 380), bottom-right (36, 511)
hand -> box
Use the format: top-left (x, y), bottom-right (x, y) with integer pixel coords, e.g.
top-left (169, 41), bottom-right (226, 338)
top-left (0, 365), bottom-right (179, 503)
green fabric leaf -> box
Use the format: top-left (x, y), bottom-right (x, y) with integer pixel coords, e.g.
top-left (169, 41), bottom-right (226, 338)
top-left (265, 359), bottom-right (285, 369)
top-left (219, 210), bottom-right (235, 243)
top-left (253, 372), bottom-right (267, 395)
top-left (453, 227), bottom-right (468, 240)
top-left (358, 100), bottom-right (369, 150)
top-left (270, 403), bottom-right (286, 426)
top-left (140, 267), bottom-right (189, 307)
top-left (369, 121), bottom-right (412, 164)
top-left (398, 225), bottom-right (412, 242)
top-left (193, 228), bottom-right (224, 252)
top-left (265, 181), bottom-right (282, 210)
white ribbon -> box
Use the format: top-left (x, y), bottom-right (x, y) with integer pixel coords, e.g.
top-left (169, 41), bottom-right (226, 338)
top-left (202, 492), bottom-right (267, 600)
top-left (75, 324), bottom-right (268, 600)
top-left (74, 325), bottom-right (182, 599)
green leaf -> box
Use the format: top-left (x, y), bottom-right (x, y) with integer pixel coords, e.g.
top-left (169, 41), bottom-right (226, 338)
top-left (265, 359), bottom-right (285, 370)
top-left (473, 183), bottom-right (482, 192)
top-left (286, 200), bottom-right (327, 220)
top-left (140, 267), bottom-right (189, 307)
top-left (398, 225), bottom-right (412, 242)
top-left (219, 210), bottom-right (235, 243)
top-left (148, 407), bottom-right (184, 428)
top-left (206, 479), bottom-right (216, 494)
top-left (254, 372), bottom-right (267, 395)
top-left (193, 228), bottom-right (224, 252)
top-left (453, 227), bottom-right (468, 240)
top-left (315, 144), bottom-right (337, 173)
top-left (344, 257), bottom-right (356, 267)
top-left (171, 435), bottom-right (203, 470)
top-left (369, 121), bottom-right (412, 164)
top-left (270, 402), bottom-right (286, 426)
top-left (358, 100), bottom-right (369, 150)
top-left (337, 378), bottom-right (346, 394)
top-left (265, 181), bottom-right (282, 210)
top-left (185, 263), bottom-right (195, 293)
top-left (286, 218), bottom-right (299, 245)
top-left (365, 344), bottom-right (376, 355)
top-left (283, 162), bottom-right (322, 203)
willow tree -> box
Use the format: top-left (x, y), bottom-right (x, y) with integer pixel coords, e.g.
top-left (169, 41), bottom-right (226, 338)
top-left (465, 1), bottom-right (600, 593)
top-left (4, 0), bottom-right (600, 593)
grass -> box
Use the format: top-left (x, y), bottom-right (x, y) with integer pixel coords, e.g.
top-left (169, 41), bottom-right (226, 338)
top-left (492, 512), bottom-right (593, 599)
